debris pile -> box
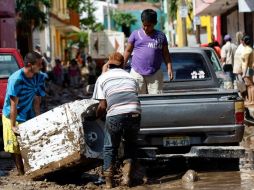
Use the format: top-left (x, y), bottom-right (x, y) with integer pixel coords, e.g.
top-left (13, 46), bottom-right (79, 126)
top-left (18, 99), bottom-right (105, 179)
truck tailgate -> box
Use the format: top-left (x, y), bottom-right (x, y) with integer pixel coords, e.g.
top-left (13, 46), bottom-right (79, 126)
top-left (139, 90), bottom-right (241, 128)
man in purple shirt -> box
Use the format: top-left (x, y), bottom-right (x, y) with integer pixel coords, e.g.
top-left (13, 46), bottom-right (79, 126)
top-left (124, 9), bottom-right (173, 94)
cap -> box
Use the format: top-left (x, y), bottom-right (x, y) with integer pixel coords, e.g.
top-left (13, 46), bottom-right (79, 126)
top-left (108, 52), bottom-right (124, 66)
top-left (224, 34), bottom-right (231, 41)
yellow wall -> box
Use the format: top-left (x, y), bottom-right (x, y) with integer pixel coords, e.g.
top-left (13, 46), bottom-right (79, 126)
top-left (50, 0), bottom-right (69, 61)
top-left (201, 16), bottom-right (212, 43)
top-left (51, 0), bottom-right (69, 19)
top-left (176, 10), bottom-right (212, 46)
top-left (176, 14), bottom-right (185, 47)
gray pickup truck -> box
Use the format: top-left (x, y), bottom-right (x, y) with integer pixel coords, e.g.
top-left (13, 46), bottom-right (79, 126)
top-left (134, 47), bottom-right (245, 159)
top-left (84, 47), bottom-right (245, 161)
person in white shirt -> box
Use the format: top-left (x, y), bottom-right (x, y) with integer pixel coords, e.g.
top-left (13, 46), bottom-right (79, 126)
top-left (221, 34), bottom-right (237, 82)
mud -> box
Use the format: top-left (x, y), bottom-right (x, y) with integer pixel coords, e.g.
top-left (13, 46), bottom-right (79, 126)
top-left (2, 159), bottom-right (254, 190)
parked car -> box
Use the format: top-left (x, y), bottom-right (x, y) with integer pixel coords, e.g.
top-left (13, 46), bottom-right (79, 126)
top-left (0, 48), bottom-right (24, 147)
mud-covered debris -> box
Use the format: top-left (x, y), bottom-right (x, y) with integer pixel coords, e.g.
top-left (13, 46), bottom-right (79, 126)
top-left (18, 99), bottom-right (101, 179)
top-left (182, 169), bottom-right (199, 183)
top-left (85, 182), bottom-right (99, 190)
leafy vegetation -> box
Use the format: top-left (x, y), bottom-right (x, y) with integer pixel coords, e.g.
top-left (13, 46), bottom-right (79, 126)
top-left (67, 31), bottom-right (88, 49)
top-left (169, 0), bottom-right (193, 30)
top-left (112, 11), bottom-right (137, 29)
top-left (67, 0), bottom-right (104, 31)
top-left (169, 0), bottom-right (179, 21)
top-left (16, 0), bottom-right (51, 56)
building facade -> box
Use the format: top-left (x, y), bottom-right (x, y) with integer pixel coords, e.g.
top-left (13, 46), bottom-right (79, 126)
top-left (195, 0), bottom-right (254, 46)
top-left (33, 0), bottom-right (80, 63)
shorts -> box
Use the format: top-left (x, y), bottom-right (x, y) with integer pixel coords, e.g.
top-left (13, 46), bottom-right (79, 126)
top-left (130, 68), bottom-right (163, 94)
top-left (2, 115), bottom-right (21, 154)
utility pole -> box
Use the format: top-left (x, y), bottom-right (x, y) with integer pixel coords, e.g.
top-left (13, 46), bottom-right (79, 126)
top-left (193, 0), bottom-right (201, 45)
top-left (180, 0), bottom-right (188, 46)
top-left (107, 0), bottom-right (111, 30)
top-left (165, 0), bottom-right (175, 46)
top-left (195, 24), bottom-right (201, 44)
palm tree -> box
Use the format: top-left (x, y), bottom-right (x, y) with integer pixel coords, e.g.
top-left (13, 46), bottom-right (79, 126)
top-left (68, 0), bottom-right (103, 31)
top-left (168, 0), bottom-right (193, 46)
top-left (16, 0), bottom-right (51, 57)
top-left (168, 0), bottom-right (179, 46)
top-left (169, 0), bottom-right (179, 21)
top-left (112, 11), bottom-right (137, 37)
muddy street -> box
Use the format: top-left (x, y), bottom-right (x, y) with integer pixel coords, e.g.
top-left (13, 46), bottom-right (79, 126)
top-left (1, 155), bottom-right (254, 190)
top-left (1, 86), bottom-right (254, 190)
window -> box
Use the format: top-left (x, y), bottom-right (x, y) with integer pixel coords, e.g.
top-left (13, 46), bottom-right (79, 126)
top-left (0, 54), bottom-right (19, 78)
top-left (203, 49), bottom-right (222, 72)
top-left (162, 52), bottom-right (211, 81)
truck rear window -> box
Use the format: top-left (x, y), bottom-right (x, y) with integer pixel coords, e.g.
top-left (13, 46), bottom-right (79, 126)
top-left (162, 53), bottom-right (211, 81)
top-left (203, 49), bottom-right (222, 72)
top-left (0, 54), bottom-right (19, 78)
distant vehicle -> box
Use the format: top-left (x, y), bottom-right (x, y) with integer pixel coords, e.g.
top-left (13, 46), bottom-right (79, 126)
top-left (0, 48), bottom-right (24, 147)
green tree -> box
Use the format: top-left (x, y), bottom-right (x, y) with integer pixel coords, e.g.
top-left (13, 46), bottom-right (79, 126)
top-left (16, 0), bottom-right (51, 56)
top-left (112, 11), bottom-right (137, 36)
top-left (169, 0), bottom-right (179, 21)
top-left (67, 0), bottom-right (104, 32)
top-left (112, 11), bottom-right (137, 29)
top-left (169, 0), bottom-right (193, 30)
top-left (68, 31), bottom-right (88, 49)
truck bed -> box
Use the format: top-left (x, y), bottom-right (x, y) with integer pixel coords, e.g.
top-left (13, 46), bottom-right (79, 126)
top-left (138, 89), bottom-right (244, 148)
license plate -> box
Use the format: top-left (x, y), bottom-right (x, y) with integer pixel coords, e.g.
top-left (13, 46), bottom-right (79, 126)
top-left (163, 136), bottom-right (190, 147)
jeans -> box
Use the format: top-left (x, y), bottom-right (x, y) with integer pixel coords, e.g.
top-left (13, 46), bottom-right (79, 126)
top-left (103, 113), bottom-right (141, 171)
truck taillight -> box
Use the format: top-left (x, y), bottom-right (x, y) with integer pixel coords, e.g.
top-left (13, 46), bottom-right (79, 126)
top-left (235, 101), bottom-right (244, 124)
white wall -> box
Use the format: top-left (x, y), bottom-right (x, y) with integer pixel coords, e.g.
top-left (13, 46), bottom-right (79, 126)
top-left (81, 0), bottom-right (116, 25)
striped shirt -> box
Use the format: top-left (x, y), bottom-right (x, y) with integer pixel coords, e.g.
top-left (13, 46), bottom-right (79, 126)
top-left (3, 68), bottom-right (46, 122)
top-left (92, 68), bottom-right (141, 117)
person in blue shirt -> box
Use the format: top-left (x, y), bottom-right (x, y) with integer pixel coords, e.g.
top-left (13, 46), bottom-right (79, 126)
top-left (2, 51), bottom-right (46, 175)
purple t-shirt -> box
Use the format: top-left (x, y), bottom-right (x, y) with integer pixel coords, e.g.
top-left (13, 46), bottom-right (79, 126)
top-left (128, 29), bottom-right (168, 75)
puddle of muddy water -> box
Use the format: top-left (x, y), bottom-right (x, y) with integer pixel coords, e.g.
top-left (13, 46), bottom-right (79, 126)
top-left (125, 171), bottom-right (254, 190)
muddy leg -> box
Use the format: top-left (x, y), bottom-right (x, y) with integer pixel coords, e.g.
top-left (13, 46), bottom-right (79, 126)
top-left (121, 159), bottom-right (133, 186)
top-left (104, 166), bottom-right (113, 189)
top-left (11, 153), bottom-right (24, 175)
